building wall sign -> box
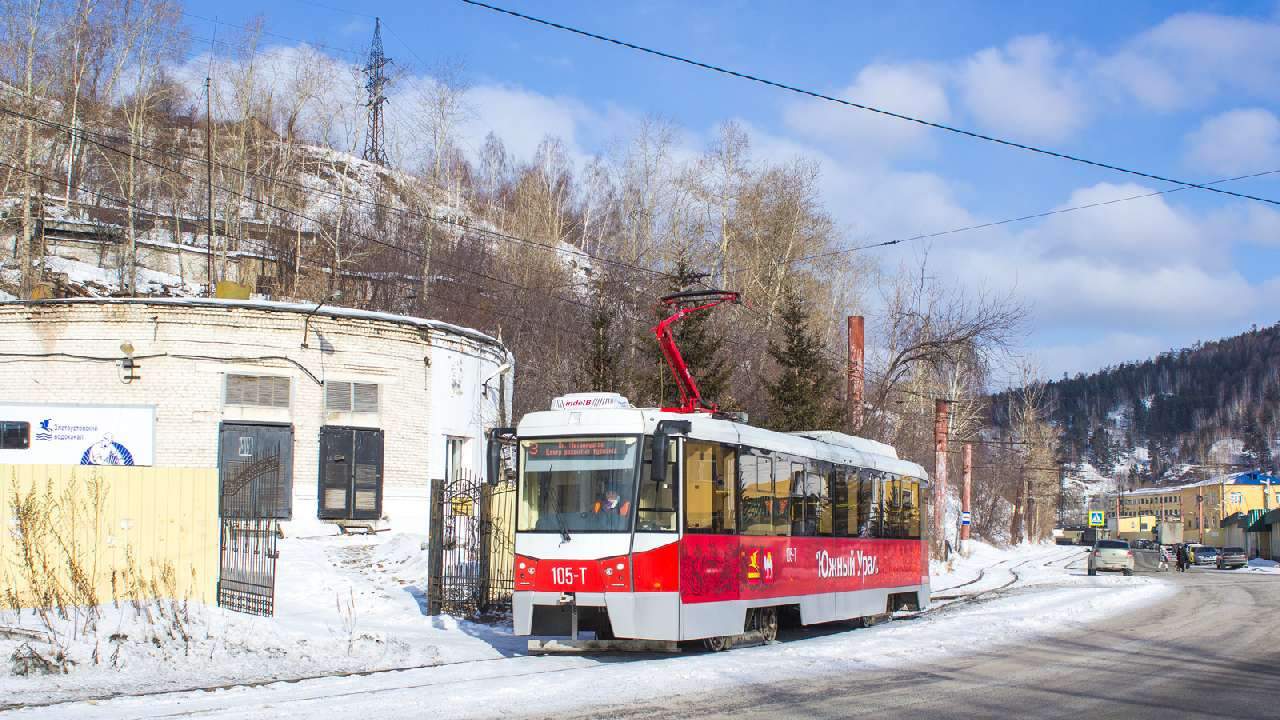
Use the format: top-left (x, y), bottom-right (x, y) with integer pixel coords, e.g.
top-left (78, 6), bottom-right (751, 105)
top-left (0, 404), bottom-right (155, 466)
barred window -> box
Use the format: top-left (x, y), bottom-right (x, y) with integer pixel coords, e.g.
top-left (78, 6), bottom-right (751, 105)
top-left (325, 381), bottom-right (379, 413)
top-left (225, 374), bottom-right (291, 408)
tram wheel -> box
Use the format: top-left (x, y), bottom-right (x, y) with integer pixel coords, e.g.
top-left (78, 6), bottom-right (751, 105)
top-left (703, 635), bottom-right (732, 652)
top-left (755, 607), bottom-right (778, 643)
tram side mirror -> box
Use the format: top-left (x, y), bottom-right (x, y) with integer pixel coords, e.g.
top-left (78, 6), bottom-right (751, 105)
top-left (650, 420), bottom-right (691, 483)
top-left (487, 427), bottom-right (515, 486)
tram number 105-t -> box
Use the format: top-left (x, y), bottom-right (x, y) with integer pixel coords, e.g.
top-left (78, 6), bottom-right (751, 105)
top-left (551, 566), bottom-right (589, 586)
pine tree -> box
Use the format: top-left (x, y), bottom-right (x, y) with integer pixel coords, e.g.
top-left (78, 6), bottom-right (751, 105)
top-left (638, 258), bottom-right (731, 408)
top-left (1088, 425), bottom-right (1114, 473)
top-left (763, 287), bottom-right (842, 432)
top-left (581, 296), bottom-right (620, 392)
top-left (1243, 416), bottom-right (1273, 471)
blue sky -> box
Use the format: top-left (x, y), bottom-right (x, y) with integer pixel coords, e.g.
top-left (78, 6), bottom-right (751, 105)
top-left (180, 1), bottom-right (1280, 380)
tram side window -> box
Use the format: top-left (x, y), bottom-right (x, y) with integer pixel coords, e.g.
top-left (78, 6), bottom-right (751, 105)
top-left (772, 456), bottom-right (795, 536)
top-left (638, 438), bottom-right (678, 532)
top-left (902, 477), bottom-right (921, 539)
top-left (815, 461), bottom-right (833, 536)
top-left (831, 468), bottom-right (849, 536)
top-left (883, 474), bottom-right (906, 538)
top-left (857, 468), bottom-right (882, 537)
top-left (790, 461), bottom-right (826, 537)
top-left (739, 453), bottom-right (773, 535)
top-left (685, 442), bottom-right (736, 533)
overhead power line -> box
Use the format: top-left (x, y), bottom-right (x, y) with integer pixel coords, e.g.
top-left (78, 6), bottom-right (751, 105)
top-left (785, 166), bottom-right (1280, 264)
top-left (460, 0), bottom-right (1280, 208)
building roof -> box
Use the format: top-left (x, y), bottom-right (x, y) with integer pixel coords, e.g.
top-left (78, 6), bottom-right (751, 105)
top-left (1117, 471), bottom-right (1280, 496)
top-left (1, 297), bottom-right (510, 356)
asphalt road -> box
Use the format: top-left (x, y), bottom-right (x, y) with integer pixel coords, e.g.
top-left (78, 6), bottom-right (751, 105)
top-left (555, 568), bottom-right (1280, 720)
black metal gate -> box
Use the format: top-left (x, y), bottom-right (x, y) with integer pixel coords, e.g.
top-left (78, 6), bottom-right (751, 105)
top-left (428, 432), bottom-right (517, 618)
top-left (217, 423), bottom-right (291, 616)
top-left (217, 519), bottom-right (279, 615)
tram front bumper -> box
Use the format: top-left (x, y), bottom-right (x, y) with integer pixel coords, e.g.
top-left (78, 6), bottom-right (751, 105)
top-left (513, 590), bottom-right (680, 640)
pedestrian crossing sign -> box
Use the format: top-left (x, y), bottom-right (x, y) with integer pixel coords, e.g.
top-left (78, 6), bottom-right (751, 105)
top-left (1088, 510), bottom-right (1105, 527)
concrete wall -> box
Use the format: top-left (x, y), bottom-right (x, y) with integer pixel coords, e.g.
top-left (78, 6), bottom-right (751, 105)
top-left (0, 464), bottom-right (219, 607)
top-left (0, 299), bottom-right (512, 534)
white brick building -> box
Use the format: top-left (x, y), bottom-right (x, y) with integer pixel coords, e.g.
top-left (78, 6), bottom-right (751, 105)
top-left (0, 298), bottom-right (512, 533)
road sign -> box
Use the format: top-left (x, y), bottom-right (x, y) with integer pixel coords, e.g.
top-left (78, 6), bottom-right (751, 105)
top-left (960, 511), bottom-right (971, 526)
top-left (1088, 510), bottom-right (1105, 527)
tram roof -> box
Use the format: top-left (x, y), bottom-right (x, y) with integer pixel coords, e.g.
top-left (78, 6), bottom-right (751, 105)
top-left (517, 407), bottom-right (928, 481)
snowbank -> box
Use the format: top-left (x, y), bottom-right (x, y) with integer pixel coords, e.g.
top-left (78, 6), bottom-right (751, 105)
top-left (0, 533), bottom-right (521, 707)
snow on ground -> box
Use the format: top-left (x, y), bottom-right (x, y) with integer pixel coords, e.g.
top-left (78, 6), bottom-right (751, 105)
top-left (1242, 558), bottom-right (1280, 574)
top-left (41, 256), bottom-right (197, 296)
top-left (0, 533), bottom-right (523, 708)
top-left (2, 540), bottom-right (1175, 718)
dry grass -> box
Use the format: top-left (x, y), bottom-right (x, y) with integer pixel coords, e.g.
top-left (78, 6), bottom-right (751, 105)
top-left (2, 470), bottom-right (196, 674)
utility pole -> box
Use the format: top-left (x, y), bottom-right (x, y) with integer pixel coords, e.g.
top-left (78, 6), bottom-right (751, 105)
top-left (362, 18), bottom-right (391, 166)
top-left (961, 442), bottom-right (972, 553)
top-left (933, 399), bottom-right (950, 554)
top-left (205, 76), bottom-right (215, 297)
top-left (847, 315), bottom-right (864, 434)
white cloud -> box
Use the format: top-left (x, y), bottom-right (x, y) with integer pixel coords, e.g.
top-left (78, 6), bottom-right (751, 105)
top-left (958, 35), bottom-right (1087, 141)
top-left (1184, 108), bottom-right (1280, 175)
top-left (783, 63), bottom-right (950, 157)
top-left (1035, 182), bottom-right (1206, 262)
top-left (931, 182), bottom-right (1257, 342)
top-left (1098, 12), bottom-right (1280, 111)
top-left (1204, 201), bottom-right (1280, 247)
top-left (1029, 332), bottom-right (1168, 381)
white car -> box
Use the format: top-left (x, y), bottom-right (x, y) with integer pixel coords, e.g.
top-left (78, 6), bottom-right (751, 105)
top-left (1088, 539), bottom-right (1135, 576)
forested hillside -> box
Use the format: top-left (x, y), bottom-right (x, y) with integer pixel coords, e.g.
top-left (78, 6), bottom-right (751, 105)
top-left (994, 323), bottom-right (1280, 485)
top-left (0, 0), bottom-right (1046, 544)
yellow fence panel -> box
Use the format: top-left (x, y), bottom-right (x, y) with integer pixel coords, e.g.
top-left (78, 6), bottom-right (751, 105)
top-left (0, 464), bottom-right (219, 609)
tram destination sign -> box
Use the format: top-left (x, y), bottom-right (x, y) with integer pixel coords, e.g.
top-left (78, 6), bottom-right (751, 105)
top-left (528, 438), bottom-right (631, 460)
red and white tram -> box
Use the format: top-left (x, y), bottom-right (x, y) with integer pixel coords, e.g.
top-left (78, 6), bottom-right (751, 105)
top-left (512, 393), bottom-right (930, 649)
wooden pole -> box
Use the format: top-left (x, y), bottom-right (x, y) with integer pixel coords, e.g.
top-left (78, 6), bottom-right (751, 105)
top-left (205, 76), bottom-right (215, 297)
top-left (961, 442), bottom-right (972, 550)
top-left (847, 316), bottom-right (864, 434)
top-left (933, 399), bottom-right (950, 552)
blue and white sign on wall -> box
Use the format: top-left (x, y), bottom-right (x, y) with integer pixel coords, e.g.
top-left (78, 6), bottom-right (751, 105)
top-left (1088, 510), bottom-right (1106, 527)
top-left (0, 404), bottom-right (155, 466)
top-left (961, 511), bottom-right (972, 526)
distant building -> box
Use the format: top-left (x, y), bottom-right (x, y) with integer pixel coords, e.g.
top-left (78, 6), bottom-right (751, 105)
top-left (0, 298), bottom-right (512, 533)
top-left (1106, 472), bottom-right (1280, 549)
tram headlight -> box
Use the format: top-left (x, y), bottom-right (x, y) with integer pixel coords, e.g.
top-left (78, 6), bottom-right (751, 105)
top-left (515, 555), bottom-right (537, 589)
top-left (605, 568), bottom-right (613, 576)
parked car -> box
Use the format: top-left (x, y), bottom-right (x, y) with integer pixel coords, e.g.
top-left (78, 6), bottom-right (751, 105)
top-left (1217, 546), bottom-right (1247, 570)
top-left (1088, 539), bottom-right (1135, 576)
top-left (1190, 545), bottom-right (1219, 566)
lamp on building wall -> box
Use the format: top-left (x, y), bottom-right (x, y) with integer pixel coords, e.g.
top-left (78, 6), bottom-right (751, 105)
top-left (301, 291), bottom-right (342, 348)
top-left (119, 341), bottom-right (141, 383)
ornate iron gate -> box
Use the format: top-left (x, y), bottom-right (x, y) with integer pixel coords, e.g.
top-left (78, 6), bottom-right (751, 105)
top-left (217, 423), bottom-right (289, 616)
top-left (428, 465), bottom-right (517, 618)
top-left (217, 519), bottom-right (279, 616)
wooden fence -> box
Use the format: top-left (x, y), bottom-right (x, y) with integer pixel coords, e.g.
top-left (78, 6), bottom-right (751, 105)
top-left (0, 464), bottom-right (219, 608)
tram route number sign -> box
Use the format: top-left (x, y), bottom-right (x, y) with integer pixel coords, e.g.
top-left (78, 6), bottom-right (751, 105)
top-left (1088, 510), bottom-right (1106, 527)
top-left (960, 511), bottom-right (971, 526)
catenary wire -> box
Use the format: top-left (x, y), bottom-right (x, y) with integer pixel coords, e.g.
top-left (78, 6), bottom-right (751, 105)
top-left (459, 0), bottom-right (1280, 208)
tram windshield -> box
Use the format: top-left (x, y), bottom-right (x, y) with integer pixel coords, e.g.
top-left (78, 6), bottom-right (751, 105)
top-left (518, 436), bottom-right (640, 533)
